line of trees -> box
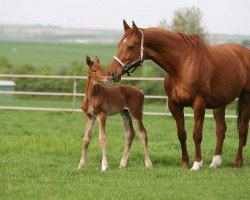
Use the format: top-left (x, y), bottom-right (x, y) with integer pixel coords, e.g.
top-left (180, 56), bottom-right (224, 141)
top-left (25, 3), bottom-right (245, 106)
top-left (158, 6), bottom-right (208, 40)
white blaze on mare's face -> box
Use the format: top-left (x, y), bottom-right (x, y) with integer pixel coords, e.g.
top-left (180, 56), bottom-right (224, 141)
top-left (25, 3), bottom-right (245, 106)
top-left (123, 38), bottom-right (127, 44)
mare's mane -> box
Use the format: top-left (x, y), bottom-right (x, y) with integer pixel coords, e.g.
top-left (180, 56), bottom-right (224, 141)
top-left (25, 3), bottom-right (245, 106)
top-left (178, 32), bottom-right (206, 49)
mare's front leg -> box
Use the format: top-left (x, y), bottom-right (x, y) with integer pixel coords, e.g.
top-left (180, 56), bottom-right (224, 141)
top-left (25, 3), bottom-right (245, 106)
top-left (191, 96), bottom-right (206, 170)
top-left (168, 101), bottom-right (189, 168)
top-left (97, 112), bottom-right (108, 171)
top-left (78, 114), bottom-right (96, 169)
top-left (119, 110), bottom-right (135, 168)
top-left (209, 106), bottom-right (226, 168)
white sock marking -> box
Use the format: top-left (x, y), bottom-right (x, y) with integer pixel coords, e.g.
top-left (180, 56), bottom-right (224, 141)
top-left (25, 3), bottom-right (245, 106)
top-left (190, 160), bottom-right (203, 170)
top-left (209, 155), bottom-right (222, 168)
top-left (101, 164), bottom-right (108, 172)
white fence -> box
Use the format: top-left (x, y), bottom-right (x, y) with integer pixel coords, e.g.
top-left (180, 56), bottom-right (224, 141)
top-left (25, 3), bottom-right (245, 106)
top-left (0, 74), bottom-right (237, 118)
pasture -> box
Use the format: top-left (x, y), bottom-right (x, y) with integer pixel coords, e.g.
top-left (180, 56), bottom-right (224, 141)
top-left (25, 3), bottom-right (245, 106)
top-left (1, 40), bottom-right (250, 199)
top-left (1, 110), bottom-right (250, 199)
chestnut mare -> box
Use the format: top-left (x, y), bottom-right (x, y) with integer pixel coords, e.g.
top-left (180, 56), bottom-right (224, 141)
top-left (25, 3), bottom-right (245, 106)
top-left (108, 20), bottom-right (250, 170)
top-left (78, 56), bottom-right (152, 171)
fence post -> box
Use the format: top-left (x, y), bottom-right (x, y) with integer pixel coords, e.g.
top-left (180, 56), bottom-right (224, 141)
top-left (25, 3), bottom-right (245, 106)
top-left (165, 98), bottom-right (169, 113)
top-left (72, 73), bottom-right (77, 111)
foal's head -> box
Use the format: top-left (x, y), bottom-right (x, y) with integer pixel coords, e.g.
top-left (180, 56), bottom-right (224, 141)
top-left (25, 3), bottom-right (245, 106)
top-left (108, 20), bottom-right (144, 81)
top-left (86, 55), bottom-right (113, 85)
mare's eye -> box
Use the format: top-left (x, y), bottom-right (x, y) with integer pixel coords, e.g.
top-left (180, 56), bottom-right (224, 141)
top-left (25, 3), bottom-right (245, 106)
top-left (128, 45), bottom-right (135, 50)
top-left (92, 70), bottom-right (97, 73)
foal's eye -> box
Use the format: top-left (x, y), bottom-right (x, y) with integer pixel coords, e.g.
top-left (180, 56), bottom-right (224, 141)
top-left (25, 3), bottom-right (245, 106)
top-left (92, 70), bottom-right (97, 73)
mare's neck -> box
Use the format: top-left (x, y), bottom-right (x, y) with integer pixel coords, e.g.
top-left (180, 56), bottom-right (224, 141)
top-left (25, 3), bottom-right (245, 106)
top-left (143, 28), bottom-right (189, 76)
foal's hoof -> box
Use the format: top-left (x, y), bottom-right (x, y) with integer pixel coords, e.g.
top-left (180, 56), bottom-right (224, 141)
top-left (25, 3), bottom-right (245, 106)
top-left (145, 160), bottom-right (153, 168)
top-left (234, 158), bottom-right (243, 168)
top-left (119, 162), bottom-right (127, 169)
top-left (78, 161), bottom-right (85, 169)
top-left (101, 164), bottom-right (108, 172)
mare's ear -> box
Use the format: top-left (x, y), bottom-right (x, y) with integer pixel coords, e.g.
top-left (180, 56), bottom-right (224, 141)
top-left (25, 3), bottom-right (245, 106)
top-left (132, 21), bottom-right (140, 34)
top-left (86, 55), bottom-right (93, 67)
top-left (95, 56), bottom-right (100, 63)
top-left (123, 19), bottom-right (130, 31)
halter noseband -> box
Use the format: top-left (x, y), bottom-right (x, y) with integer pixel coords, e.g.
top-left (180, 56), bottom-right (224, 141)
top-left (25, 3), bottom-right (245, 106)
top-left (113, 29), bottom-right (144, 76)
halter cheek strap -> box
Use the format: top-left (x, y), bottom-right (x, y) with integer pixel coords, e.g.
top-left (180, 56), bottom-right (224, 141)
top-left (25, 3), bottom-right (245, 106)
top-left (113, 29), bottom-right (144, 76)
top-left (113, 56), bottom-right (125, 67)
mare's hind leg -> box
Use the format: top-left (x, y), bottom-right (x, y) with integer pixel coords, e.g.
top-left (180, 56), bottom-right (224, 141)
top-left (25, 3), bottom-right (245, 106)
top-left (168, 101), bottom-right (189, 168)
top-left (78, 114), bottom-right (96, 169)
top-left (234, 94), bottom-right (250, 168)
top-left (119, 110), bottom-right (135, 168)
top-left (209, 106), bottom-right (227, 168)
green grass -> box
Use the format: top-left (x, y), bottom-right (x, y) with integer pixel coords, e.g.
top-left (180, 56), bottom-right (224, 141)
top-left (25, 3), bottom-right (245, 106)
top-left (1, 110), bottom-right (250, 199)
top-left (0, 41), bottom-right (117, 68)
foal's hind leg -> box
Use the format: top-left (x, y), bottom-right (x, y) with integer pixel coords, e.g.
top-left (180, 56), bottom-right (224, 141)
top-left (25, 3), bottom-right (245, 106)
top-left (135, 117), bottom-right (152, 168)
top-left (209, 106), bottom-right (226, 168)
top-left (119, 110), bottom-right (135, 168)
top-left (78, 114), bottom-right (96, 169)
top-left (234, 94), bottom-right (250, 168)
top-left (130, 107), bottom-right (152, 168)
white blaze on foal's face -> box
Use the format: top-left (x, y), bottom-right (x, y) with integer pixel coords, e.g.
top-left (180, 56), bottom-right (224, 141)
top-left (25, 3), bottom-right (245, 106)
top-left (123, 38), bottom-right (127, 44)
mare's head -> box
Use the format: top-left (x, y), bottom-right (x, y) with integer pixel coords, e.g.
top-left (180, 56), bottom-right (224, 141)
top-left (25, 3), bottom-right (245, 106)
top-left (86, 55), bottom-right (113, 85)
top-left (108, 20), bottom-right (144, 82)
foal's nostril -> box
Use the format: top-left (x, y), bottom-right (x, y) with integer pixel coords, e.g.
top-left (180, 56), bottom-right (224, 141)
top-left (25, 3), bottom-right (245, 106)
top-left (111, 73), bottom-right (115, 78)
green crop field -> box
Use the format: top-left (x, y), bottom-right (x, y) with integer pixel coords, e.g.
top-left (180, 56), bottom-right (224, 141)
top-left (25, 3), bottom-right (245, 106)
top-left (1, 110), bottom-right (250, 199)
top-left (0, 41), bottom-right (117, 69)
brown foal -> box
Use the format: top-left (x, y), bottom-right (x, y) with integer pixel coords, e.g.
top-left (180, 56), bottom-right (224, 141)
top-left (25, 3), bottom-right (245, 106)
top-left (78, 56), bottom-right (152, 171)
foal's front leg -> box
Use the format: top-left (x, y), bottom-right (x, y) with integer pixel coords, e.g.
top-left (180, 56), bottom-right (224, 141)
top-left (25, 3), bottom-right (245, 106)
top-left (97, 112), bottom-right (108, 171)
top-left (191, 96), bottom-right (206, 170)
top-left (78, 114), bottom-right (96, 169)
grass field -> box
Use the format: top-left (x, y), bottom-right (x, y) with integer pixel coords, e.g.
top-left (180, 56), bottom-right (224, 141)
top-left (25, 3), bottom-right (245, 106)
top-left (1, 110), bottom-right (250, 199)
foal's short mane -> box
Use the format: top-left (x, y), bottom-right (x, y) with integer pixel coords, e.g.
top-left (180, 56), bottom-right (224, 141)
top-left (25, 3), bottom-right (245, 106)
top-left (178, 32), bottom-right (206, 49)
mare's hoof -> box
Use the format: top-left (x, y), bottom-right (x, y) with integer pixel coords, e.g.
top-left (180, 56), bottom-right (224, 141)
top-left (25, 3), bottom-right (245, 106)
top-left (234, 159), bottom-right (243, 168)
top-left (182, 161), bottom-right (189, 169)
top-left (190, 160), bottom-right (203, 170)
top-left (209, 155), bottom-right (222, 168)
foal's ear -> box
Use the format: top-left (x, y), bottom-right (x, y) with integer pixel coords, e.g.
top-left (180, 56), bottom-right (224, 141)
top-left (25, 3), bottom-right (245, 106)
top-left (95, 56), bottom-right (100, 63)
top-left (132, 21), bottom-right (140, 34)
top-left (86, 55), bottom-right (93, 67)
top-left (123, 19), bottom-right (130, 31)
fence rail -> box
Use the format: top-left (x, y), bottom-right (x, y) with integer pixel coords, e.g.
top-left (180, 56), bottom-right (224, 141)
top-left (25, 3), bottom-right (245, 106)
top-left (0, 74), bottom-right (237, 118)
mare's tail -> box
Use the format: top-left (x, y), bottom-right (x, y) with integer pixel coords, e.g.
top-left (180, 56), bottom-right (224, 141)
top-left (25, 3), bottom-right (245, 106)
top-left (236, 96), bottom-right (241, 131)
